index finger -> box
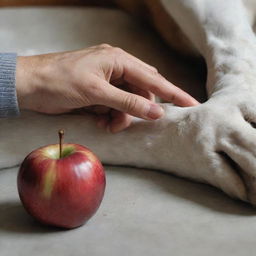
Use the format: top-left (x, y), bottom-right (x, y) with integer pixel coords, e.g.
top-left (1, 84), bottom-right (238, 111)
top-left (119, 57), bottom-right (200, 107)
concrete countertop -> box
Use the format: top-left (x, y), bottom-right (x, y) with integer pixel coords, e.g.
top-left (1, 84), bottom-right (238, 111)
top-left (1, 165), bottom-right (255, 256)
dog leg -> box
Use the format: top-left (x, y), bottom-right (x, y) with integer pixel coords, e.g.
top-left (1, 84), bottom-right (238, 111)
top-left (0, 101), bottom-right (250, 204)
top-left (148, 0), bottom-right (256, 204)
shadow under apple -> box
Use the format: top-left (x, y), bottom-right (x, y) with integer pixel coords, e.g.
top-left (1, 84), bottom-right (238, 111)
top-left (0, 201), bottom-right (66, 233)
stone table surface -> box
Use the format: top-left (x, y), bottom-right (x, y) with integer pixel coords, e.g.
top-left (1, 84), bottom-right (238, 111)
top-left (1, 166), bottom-right (255, 256)
top-left (0, 7), bottom-right (255, 256)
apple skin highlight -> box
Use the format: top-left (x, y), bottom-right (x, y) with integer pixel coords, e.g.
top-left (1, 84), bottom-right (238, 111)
top-left (17, 143), bottom-right (106, 229)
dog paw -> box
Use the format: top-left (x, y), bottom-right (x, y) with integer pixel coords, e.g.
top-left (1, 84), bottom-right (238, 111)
top-left (161, 95), bottom-right (256, 204)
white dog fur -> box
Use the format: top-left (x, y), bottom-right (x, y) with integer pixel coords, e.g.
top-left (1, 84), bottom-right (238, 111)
top-left (2, 0), bottom-right (256, 205)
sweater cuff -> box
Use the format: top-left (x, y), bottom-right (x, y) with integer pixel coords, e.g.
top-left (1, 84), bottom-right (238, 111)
top-left (0, 53), bottom-right (20, 118)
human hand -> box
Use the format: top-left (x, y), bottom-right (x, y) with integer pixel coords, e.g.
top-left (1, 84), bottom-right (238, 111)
top-left (16, 44), bottom-right (199, 132)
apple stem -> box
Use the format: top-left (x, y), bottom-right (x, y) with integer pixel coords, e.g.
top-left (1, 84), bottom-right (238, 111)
top-left (58, 129), bottom-right (64, 159)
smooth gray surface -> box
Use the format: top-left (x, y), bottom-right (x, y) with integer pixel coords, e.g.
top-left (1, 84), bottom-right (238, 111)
top-left (1, 166), bottom-right (255, 256)
top-left (0, 7), bottom-right (255, 256)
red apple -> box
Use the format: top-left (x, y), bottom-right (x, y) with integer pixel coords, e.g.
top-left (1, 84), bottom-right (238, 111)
top-left (17, 130), bottom-right (106, 229)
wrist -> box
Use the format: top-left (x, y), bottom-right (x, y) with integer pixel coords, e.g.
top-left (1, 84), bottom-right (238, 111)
top-left (16, 55), bottom-right (40, 110)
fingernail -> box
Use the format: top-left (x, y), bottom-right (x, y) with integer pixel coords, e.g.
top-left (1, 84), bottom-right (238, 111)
top-left (146, 104), bottom-right (164, 120)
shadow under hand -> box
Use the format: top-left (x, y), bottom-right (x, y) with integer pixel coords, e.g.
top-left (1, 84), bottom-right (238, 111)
top-left (108, 166), bottom-right (256, 216)
top-left (157, 171), bottom-right (256, 216)
top-left (0, 201), bottom-right (65, 234)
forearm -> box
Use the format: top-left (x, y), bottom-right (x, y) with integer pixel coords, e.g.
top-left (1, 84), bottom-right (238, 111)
top-left (0, 105), bottom-right (175, 170)
top-left (199, 0), bottom-right (256, 96)
top-left (164, 0), bottom-right (256, 95)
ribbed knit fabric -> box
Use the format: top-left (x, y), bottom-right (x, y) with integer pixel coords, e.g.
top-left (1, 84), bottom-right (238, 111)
top-left (0, 53), bottom-right (19, 118)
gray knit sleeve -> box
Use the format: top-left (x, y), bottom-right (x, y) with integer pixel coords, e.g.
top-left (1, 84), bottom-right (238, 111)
top-left (0, 53), bottom-right (20, 118)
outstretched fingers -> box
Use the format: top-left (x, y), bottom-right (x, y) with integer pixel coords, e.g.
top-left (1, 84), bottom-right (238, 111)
top-left (115, 52), bottom-right (200, 107)
top-left (92, 78), bottom-right (164, 121)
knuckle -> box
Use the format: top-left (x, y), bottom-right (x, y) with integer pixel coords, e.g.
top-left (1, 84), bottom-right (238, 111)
top-left (150, 66), bottom-right (158, 74)
top-left (99, 43), bottom-right (112, 49)
top-left (123, 94), bottom-right (139, 113)
top-left (151, 68), bottom-right (163, 79)
top-left (169, 93), bottom-right (176, 103)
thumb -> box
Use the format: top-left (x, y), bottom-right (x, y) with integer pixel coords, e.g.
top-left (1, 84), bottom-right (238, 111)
top-left (96, 80), bottom-right (164, 120)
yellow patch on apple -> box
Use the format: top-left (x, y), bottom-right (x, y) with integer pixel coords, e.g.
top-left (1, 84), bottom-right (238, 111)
top-left (42, 162), bottom-right (56, 199)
